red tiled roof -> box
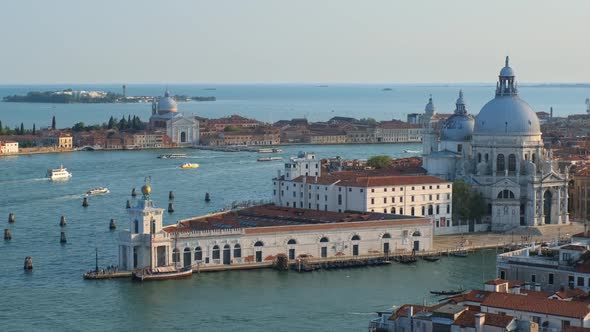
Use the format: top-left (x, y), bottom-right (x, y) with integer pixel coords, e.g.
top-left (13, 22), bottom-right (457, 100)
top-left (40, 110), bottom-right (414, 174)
top-left (564, 327), bottom-right (590, 332)
top-left (454, 311), bottom-right (514, 328)
top-left (378, 120), bottom-right (421, 129)
top-left (291, 173), bottom-right (449, 188)
top-left (554, 288), bottom-right (588, 299)
top-left (485, 278), bottom-right (507, 285)
top-left (482, 292), bottom-right (590, 319)
top-left (508, 280), bottom-right (524, 288)
top-left (520, 289), bottom-right (553, 298)
top-left (449, 290), bottom-right (491, 304)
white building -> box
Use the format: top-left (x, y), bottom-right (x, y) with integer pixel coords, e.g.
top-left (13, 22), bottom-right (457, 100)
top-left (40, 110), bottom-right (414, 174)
top-left (149, 89), bottom-right (199, 146)
top-left (117, 184), bottom-right (433, 271)
top-left (0, 141), bottom-right (19, 154)
top-left (422, 57), bottom-right (569, 231)
top-left (273, 152), bottom-right (466, 235)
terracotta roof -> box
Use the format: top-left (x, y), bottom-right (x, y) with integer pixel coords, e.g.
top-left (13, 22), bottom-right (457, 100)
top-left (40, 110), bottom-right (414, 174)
top-left (453, 311), bottom-right (514, 328)
top-left (564, 327), bottom-right (590, 332)
top-left (390, 305), bottom-right (441, 320)
top-left (485, 278), bottom-right (508, 285)
top-left (482, 292), bottom-right (590, 319)
top-left (448, 290), bottom-right (491, 304)
top-left (378, 120), bottom-right (421, 129)
top-left (554, 288), bottom-right (589, 299)
top-left (520, 289), bottom-right (553, 298)
top-left (291, 173), bottom-right (449, 188)
top-left (164, 204), bottom-right (428, 233)
top-left (508, 280), bottom-right (524, 288)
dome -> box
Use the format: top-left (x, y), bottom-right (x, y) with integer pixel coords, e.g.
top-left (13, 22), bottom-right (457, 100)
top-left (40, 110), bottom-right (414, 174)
top-left (424, 96), bottom-right (436, 114)
top-left (474, 96), bottom-right (540, 136)
top-left (442, 114), bottom-right (475, 141)
top-left (157, 90), bottom-right (177, 113)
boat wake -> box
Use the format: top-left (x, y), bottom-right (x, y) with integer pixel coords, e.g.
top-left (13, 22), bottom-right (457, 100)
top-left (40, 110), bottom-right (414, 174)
top-left (0, 177), bottom-right (49, 185)
top-left (48, 194), bottom-right (85, 202)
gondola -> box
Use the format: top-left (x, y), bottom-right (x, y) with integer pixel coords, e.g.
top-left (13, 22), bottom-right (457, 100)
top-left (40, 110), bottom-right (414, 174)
top-left (430, 289), bottom-right (464, 296)
top-left (422, 255), bottom-right (440, 262)
top-left (452, 250), bottom-right (468, 257)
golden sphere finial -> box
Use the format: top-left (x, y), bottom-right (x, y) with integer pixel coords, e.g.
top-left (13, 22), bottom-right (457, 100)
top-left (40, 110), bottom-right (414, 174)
top-left (141, 184), bottom-right (151, 196)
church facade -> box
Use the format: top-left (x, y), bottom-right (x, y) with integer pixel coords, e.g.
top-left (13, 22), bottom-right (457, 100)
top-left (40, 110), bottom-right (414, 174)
top-left (149, 90), bottom-right (199, 146)
top-left (422, 57), bottom-right (569, 231)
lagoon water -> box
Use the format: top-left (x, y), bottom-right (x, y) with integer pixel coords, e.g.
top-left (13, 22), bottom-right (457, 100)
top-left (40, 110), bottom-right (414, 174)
top-left (0, 83), bottom-right (574, 330)
top-left (0, 143), bottom-right (499, 331)
top-left (0, 83), bottom-right (589, 128)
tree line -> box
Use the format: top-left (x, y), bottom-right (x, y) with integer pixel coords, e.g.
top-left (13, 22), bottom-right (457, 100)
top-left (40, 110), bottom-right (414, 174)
top-left (72, 115), bottom-right (146, 132)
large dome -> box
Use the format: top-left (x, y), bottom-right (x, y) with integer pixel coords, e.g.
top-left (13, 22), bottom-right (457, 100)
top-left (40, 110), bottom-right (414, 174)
top-left (474, 57), bottom-right (541, 137)
top-left (474, 96), bottom-right (540, 136)
top-left (157, 90), bottom-right (177, 113)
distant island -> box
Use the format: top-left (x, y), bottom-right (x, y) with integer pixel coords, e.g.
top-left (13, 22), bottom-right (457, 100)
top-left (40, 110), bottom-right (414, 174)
top-left (2, 89), bottom-right (215, 104)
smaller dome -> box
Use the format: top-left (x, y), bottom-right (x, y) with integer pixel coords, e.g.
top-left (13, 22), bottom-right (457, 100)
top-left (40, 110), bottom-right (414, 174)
top-left (499, 56), bottom-right (515, 77)
top-left (141, 185), bottom-right (151, 196)
top-left (157, 89), bottom-right (177, 113)
top-left (442, 114), bottom-right (475, 141)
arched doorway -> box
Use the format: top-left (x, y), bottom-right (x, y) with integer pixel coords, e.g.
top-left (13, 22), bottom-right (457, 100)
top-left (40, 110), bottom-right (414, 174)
top-left (183, 248), bottom-right (192, 267)
top-left (351, 235), bottom-right (360, 256)
top-left (180, 131), bottom-right (187, 143)
top-left (412, 231), bottom-right (421, 251)
top-left (254, 241), bottom-right (264, 262)
top-left (223, 244), bottom-right (231, 265)
top-left (544, 190), bottom-right (552, 224)
top-left (382, 233), bottom-right (391, 254)
top-left (320, 237), bottom-right (329, 258)
top-left (287, 239), bottom-right (296, 260)
top-left (234, 244), bottom-right (241, 260)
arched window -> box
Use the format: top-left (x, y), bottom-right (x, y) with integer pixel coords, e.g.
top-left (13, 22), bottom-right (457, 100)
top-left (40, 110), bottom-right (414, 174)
top-left (428, 205), bottom-right (434, 215)
top-left (532, 153), bottom-right (536, 163)
top-left (150, 219), bottom-right (156, 234)
top-left (212, 245), bottom-right (220, 259)
top-left (194, 247), bottom-right (202, 261)
top-left (497, 190), bottom-right (516, 199)
top-left (287, 239), bottom-right (297, 245)
top-left (234, 244), bottom-right (241, 258)
top-left (421, 206), bottom-right (425, 215)
top-left (412, 231), bottom-right (421, 237)
top-left (392, 207), bottom-right (396, 214)
top-left (351, 235), bottom-right (361, 241)
top-left (411, 207), bottom-right (415, 216)
top-left (254, 241), bottom-right (264, 247)
top-left (133, 219), bottom-right (139, 233)
top-left (172, 248), bottom-right (180, 262)
top-left (320, 237), bottom-right (329, 243)
top-left (477, 153), bottom-right (482, 163)
top-left (497, 154), bottom-right (505, 172)
top-left (508, 154), bottom-right (516, 172)
top-left (524, 154), bottom-right (529, 160)
top-left (485, 153), bottom-right (489, 162)
top-left (382, 233), bottom-right (392, 239)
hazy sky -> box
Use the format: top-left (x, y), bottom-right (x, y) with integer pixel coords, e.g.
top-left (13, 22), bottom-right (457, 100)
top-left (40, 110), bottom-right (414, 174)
top-left (1, 0), bottom-right (589, 84)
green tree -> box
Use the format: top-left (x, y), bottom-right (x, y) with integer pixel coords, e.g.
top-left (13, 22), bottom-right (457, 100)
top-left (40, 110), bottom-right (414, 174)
top-left (0, 120), bottom-right (3, 134)
top-left (20, 122), bottom-right (24, 135)
top-left (119, 116), bottom-right (127, 130)
top-left (32, 123), bottom-right (36, 135)
top-left (367, 155), bottom-right (391, 169)
top-left (224, 126), bottom-right (240, 132)
top-left (72, 122), bottom-right (86, 132)
top-left (51, 116), bottom-right (56, 130)
top-left (453, 180), bottom-right (487, 223)
top-left (107, 116), bottom-right (116, 129)
top-left (359, 117), bottom-right (378, 126)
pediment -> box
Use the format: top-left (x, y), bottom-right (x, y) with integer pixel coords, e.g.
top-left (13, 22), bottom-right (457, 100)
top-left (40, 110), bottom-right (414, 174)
top-left (542, 172), bottom-right (564, 182)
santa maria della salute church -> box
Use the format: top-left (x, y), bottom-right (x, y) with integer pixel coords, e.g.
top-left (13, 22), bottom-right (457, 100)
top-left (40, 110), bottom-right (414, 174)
top-left (422, 57), bottom-right (569, 231)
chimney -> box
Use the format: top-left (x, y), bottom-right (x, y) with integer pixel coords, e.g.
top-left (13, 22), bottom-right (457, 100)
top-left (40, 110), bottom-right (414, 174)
top-left (314, 176), bottom-right (318, 183)
top-left (535, 283), bottom-right (541, 292)
top-left (475, 313), bottom-right (485, 332)
top-left (525, 283), bottom-right (531, 290)
top-left (408, 305), bottom-right (414, 318)
top-left (277, 170), bottom-right (281, 178)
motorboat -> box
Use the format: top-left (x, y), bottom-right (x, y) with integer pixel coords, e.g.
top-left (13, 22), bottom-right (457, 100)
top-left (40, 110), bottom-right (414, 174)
top-left (422, 255), bottom-right (440, 262)
top-left (180, 163), bottom-right (199, 169)
top-left (257, 157), bottom-right (282, 162)
top-left (158, 153), bottom-right (187, 159)
top-left (132, 266), bottom-right (193, 281)
top-left (47, 165), bottom-right (72, 181)
top-left (86, 187), bottom-right (109, 196)
top-left (452, 250), bottom-right (468, 257)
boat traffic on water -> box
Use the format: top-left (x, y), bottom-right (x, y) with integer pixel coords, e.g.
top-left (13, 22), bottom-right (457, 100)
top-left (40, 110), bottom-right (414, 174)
top-left (47, 165), bottom-right (72, 181)
top-left (132, 265), bottom-right (193, 281)
top-left (158, 153), bottom-right (187, 159)
top-left (86, 187), bottom-right (109, 196)
top-left (180, 163), bottom-right (199, 169)
top-left (430, 288), bottom-right (464, 296)
top-left (257, 157), bottom-right (282, 162)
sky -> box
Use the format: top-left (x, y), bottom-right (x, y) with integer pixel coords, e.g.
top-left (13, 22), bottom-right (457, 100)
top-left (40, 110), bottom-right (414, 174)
top-left (1, 0), bottom-right (589, 84)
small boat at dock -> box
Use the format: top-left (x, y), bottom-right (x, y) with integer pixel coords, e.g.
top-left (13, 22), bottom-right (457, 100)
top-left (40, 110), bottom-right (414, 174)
top-left (257, 148), bottom-right (283, 153)
top-left (180, 163), bottom-right (199, 169)
top-left (132, 266), bottom-right (193, 281)
top-left (257, 157), bottom-right (282, 162)
top-left (394, 255), bottom-right (418, 264)
top-left (452, 250), bottom-right (468, 257)
top-left (422, 255), bottom-right (440, 262)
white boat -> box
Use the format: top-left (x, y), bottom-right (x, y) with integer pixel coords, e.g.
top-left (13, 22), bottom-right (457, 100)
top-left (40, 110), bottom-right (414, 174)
top-left (158, 153), bottom-right (187, 159)
top-left (403, 150), bottom-right (421, 153)
top-left (180, 163), bottom-right (199, 169)
top-left (47, 165), bottom-right (72, 181)
top-left (86, 187), bottom-right (109, 196)
top-left (257, 157), bottom-right (282, 162)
